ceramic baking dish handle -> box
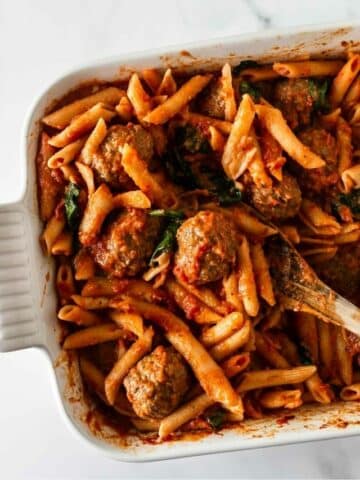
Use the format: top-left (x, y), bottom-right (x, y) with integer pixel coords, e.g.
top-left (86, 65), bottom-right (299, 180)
top-left (0, 202), bottom-right (43, 352)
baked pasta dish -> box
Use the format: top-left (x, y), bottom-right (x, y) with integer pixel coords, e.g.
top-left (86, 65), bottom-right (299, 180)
top-left (36, 55), bottom-right (360, 439)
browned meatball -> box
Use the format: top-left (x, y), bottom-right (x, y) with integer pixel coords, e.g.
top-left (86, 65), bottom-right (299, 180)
top-left (273, 79), bottom-right (315, 129)
top-left (313, 243), bottom-right (360, 306)
top-left (197, 78), bottom-right (225, 119)
top-left (124, 346), bottom-right (190, 419)
top-left (246, 172), bottom-right (302, 222)
top-left (175, 210), bottom-right (237, 284)
top-left (91, 124), bottom-right (154, 189)
top-left (297, 127), bottom-right (339, 194)
top-left (92, 209), bottom-right (161, 278)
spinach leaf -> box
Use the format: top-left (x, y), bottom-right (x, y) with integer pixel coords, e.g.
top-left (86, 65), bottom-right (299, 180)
top-left (233, 60), bottom-right (259, 76)
top-left (339, 189), bottom-right (360, 216)
top-left (163, 148), bottom-right (199, 190)
top-left (308, 79), bottom-right (330, 112)
top-left (174, 125), bottom-right (210, 154)
top-left (64, 182), bottom-right (81, 231)
top-left (239, 81), bottom-right (261, 102)
top-left (206, 409), bottom-right (225, 430)
top-left (149, 213), bottom-right (184, 265)
top-left (200, 167), bottom-right (242, 206)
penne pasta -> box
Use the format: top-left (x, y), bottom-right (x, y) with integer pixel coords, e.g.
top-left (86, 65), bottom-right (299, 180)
top-left (79, 184), bottom-right (113, 246)
top-left (223, 272), bottom-right (243, 312)
top-left (75, 161), bottom-right (95, 197)
top-left (255, 331), bottom-right (290, 369)
top-left (330, 54), bottom-right (360, 107)
top-left (227, 206), bottom-right (276, 238)
top-left (210, 319), bottom-right (251, 361)
top-left (73, 248), bottom-right (96, 280)
top-left (341, 164), bottom-right (360, 192)
top-left (127, 73), bottom-right (152, 120)
top-left (259, 389), bottom-right (302, 409)
top-left (237, 366), bottom-right (317, 392)
top-left (220, 63), bottom-right (237, 122)
top-left (255, 104), bottom-right (325, 169)
top-left (237, 236), bottom-right (259, 317)
top-left (43, 87), bottom-right (124, 129)
top-left (273, 60), bottom-right (343, 78)
top-left (80, 117), bottom-right (107, 165)
top-left (340, 383), bottom-right (360, 401)
top-left (143, 74), bottom-right (212, 125)
top-left (181, 111), bottom-right (232, 135)
top-left (200, 312), bottom-right (244, 347)
top-left (58, 304), bottom-right (102, 326)
top-left (337, 116), bottom-right (353, 176)
top-left (47, 137), bottom-right (86, 169)
top-left (63, 323), bottom-right (125, 349)
top-left (240, 66), bottom-right (279, 82)
top-left (157, 69), bottom-right (177, 96)
top-left (113, 190), bottom-right (151, 209)
top-left (250, 242), bottom-right (275, 306)
top-left (56, 263), bottom-right (76, 305)
top-left (335, 327), bottom-right (353, 386)
top-left (48, 103), bottom-right (115, 148)
top-left (41, 208), bottom-right (66, 254)
top-left (51, 231), bottom-right (73, 256)
top-left (71, 294), bottom-right (110, 310)
top-left (109, 311), bottom-right (144, 337)
top-left (115, 95), bottom-right (134, 122)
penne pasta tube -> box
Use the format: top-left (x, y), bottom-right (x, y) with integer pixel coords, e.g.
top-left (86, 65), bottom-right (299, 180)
top-left (329, 54), bottom-right (360, 107)
top-left (41, 209), bottom-right (66, 254)
top-left (221, 94), bottom-right (256, 180)
top-left (240, 66), bottom-right (279, 82)
top-left (250, 242), bottom-right (275, 306)
top-left (208, 126), bottom-right (226, 152)
top-left (105, 327), bottom-right (154, 404)
top-left (237, 366), bottom-right (317, 392)
top-left (119, 297), bottom-right (244, 416)
top-left (115, 96), bottom-right (133, 122)
top-left (242, 394), bottom-right (263, 419)
top-left (318, 321), bottom-right (333, 379)
top-left (226, 206), bottom-right (276, 237)
top-left (71, 294), bottom-right (110, 310)
top-left (48, 103), bottom-right (115, 148)
top-left (247, 126), bottom-right (272, 187)
top-left (47, 137), bottom-right (86, 169)
top-left (159, 393), bottom-right (214, 439)
top-left (223, 272), bottom-right (243, 312)
top-left (109, 311), bottom-right (144, 337)
top-left (147, 125), bottom-right (167, 156)
top-left (294, 312), bottom-right (319, 364)
top-left (221, 352), bottom-right (251, 378)
top-left (51, 231), bottom-right (73, 256)
top-left (113, 190), bottom-right (151, 209)
top-left (79, 184), bottom-right (114, 246)
top-left (334, 230), bottom-right (360, 244)
top-left (255, 331), bottom-right (290, 369)
top-left (56, 263), bottom-right (76, 304)
top-left (305, 372), bottom-right (333, 404)
top-left (337, 116), bottom-right (353, 176)
top-left (60, 164), bottom-right (81, 184)
top-left (121, 143), bottom-right (173, 207)
top-left (200, 312), bottom-right (244, 347)
top-left (301, 199), bottom-right (341, 231)
top-left (343, 75), bottom-right (360, 110)
top-left (75, 161), bottom-right (95, 196)
top-left (142, 251), bottom-right (170, 286)
top-left (80, 117), bottom-right (107, 165)
top-left (335, 327), bottom-right (353, 386)
top-left (273, 60), bottom-right (344, 78)
top-left (142, 68), bottom-right (162, 93)
top-left (301, 246), bottom-right (338, 257)
top-left (280, 225), bottom-right (300, 244)
top-left (221, 63), bottom-right (237, 122)
top-left (81, 277), bottom-right (128, 297)
top-left (299, 213), bottom-right (341, 236)
top-left (320, 108), bottom-right (342, 130)
top-left (259, 389), bottom-right (302, 409)
top-left (260, 306), bottom-right (283, 331)
top-left (255, 104), bottom-right (325, 169)
top-left (157, 69), bottom-right (177, 96)
top-left (259, 126), bottom-right (286, 181)
top-left (43, 87), bottom-right (124, 129)
top-left (237, 236), bottom-right (259, 317)
top-left (127, 73), bottom-right (152, 120)
top-left (63, 323), bottom-right (124, 349)
top-left (131, 417), bottom-right (161, 432)
top-left (143, 74), bottom-right (212, 125)
top-left (74, 248), bottom-right (96, 280)
top-left (341, 164), bottom-right (360, 192)
top-left (210, 319), bottom-right (251, 361)
top-left (58, 304), bottom-right (102, 326)
top-left (181, 111), bottom-right (232, 135)
top-left (165, 278), bottom-right (222, 324)
top-left (340, 383), bottom-right (360, 401)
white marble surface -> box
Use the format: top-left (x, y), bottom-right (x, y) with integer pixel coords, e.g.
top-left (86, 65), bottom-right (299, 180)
top-left (1, 1), bottom-right (360, 478)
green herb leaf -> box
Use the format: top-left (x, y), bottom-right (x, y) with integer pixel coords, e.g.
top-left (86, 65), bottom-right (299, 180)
top-left (233, 60), bottom-right (259, 75)
top-left (239, 81), bottom-right (261, 102)
top-left (308, 79), bottom-right (330, 112)
top-left (174, 125), bottom-right (210, 154)
top-left (149, 209), bottom-right (185, 220)
top-left (299, 344), bottom-right (312, 365)
top-left (206, 410), bottom-right (225, 430)
top-left (163, 148), bottom-right (199, 189)
top-left (339, 189), bottom-right (360, 216)
top-left (199, 167), bottom-right (242, 206)
top-left (150, 217), bottom-right (183, 265)
top-left (64, 182), bottom-right (81, 231)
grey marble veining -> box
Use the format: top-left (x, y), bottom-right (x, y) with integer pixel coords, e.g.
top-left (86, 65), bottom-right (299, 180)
top-left (1, 0), bottom-right (360, 478)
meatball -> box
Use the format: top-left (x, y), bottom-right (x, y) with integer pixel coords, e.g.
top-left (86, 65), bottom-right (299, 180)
top-left (314, 244), bottom-right (360, 306)
top-left (297, 127), bottom-right (339, 194)
top-left (124, 346), bottom-right (190, 419)
top-left (246, 172), bottom-right (302, 222)
top-left (175, 210), bottom-right (237, 284)
top-left (197, 78), bottom-right (225, 119)
top-left (91, 124), bottom-right (154, 189)
top-left (92, 209), bottom-right (161, 278)
top-left (273, 79), bottom-right (315, 129)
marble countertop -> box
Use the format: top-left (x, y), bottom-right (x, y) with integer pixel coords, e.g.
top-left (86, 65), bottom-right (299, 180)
top-left (1, 1), bottom-right (360, 478)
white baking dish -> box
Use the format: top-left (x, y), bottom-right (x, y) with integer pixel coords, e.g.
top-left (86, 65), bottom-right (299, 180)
top-left (2, 23), bottom-right (360, 461)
